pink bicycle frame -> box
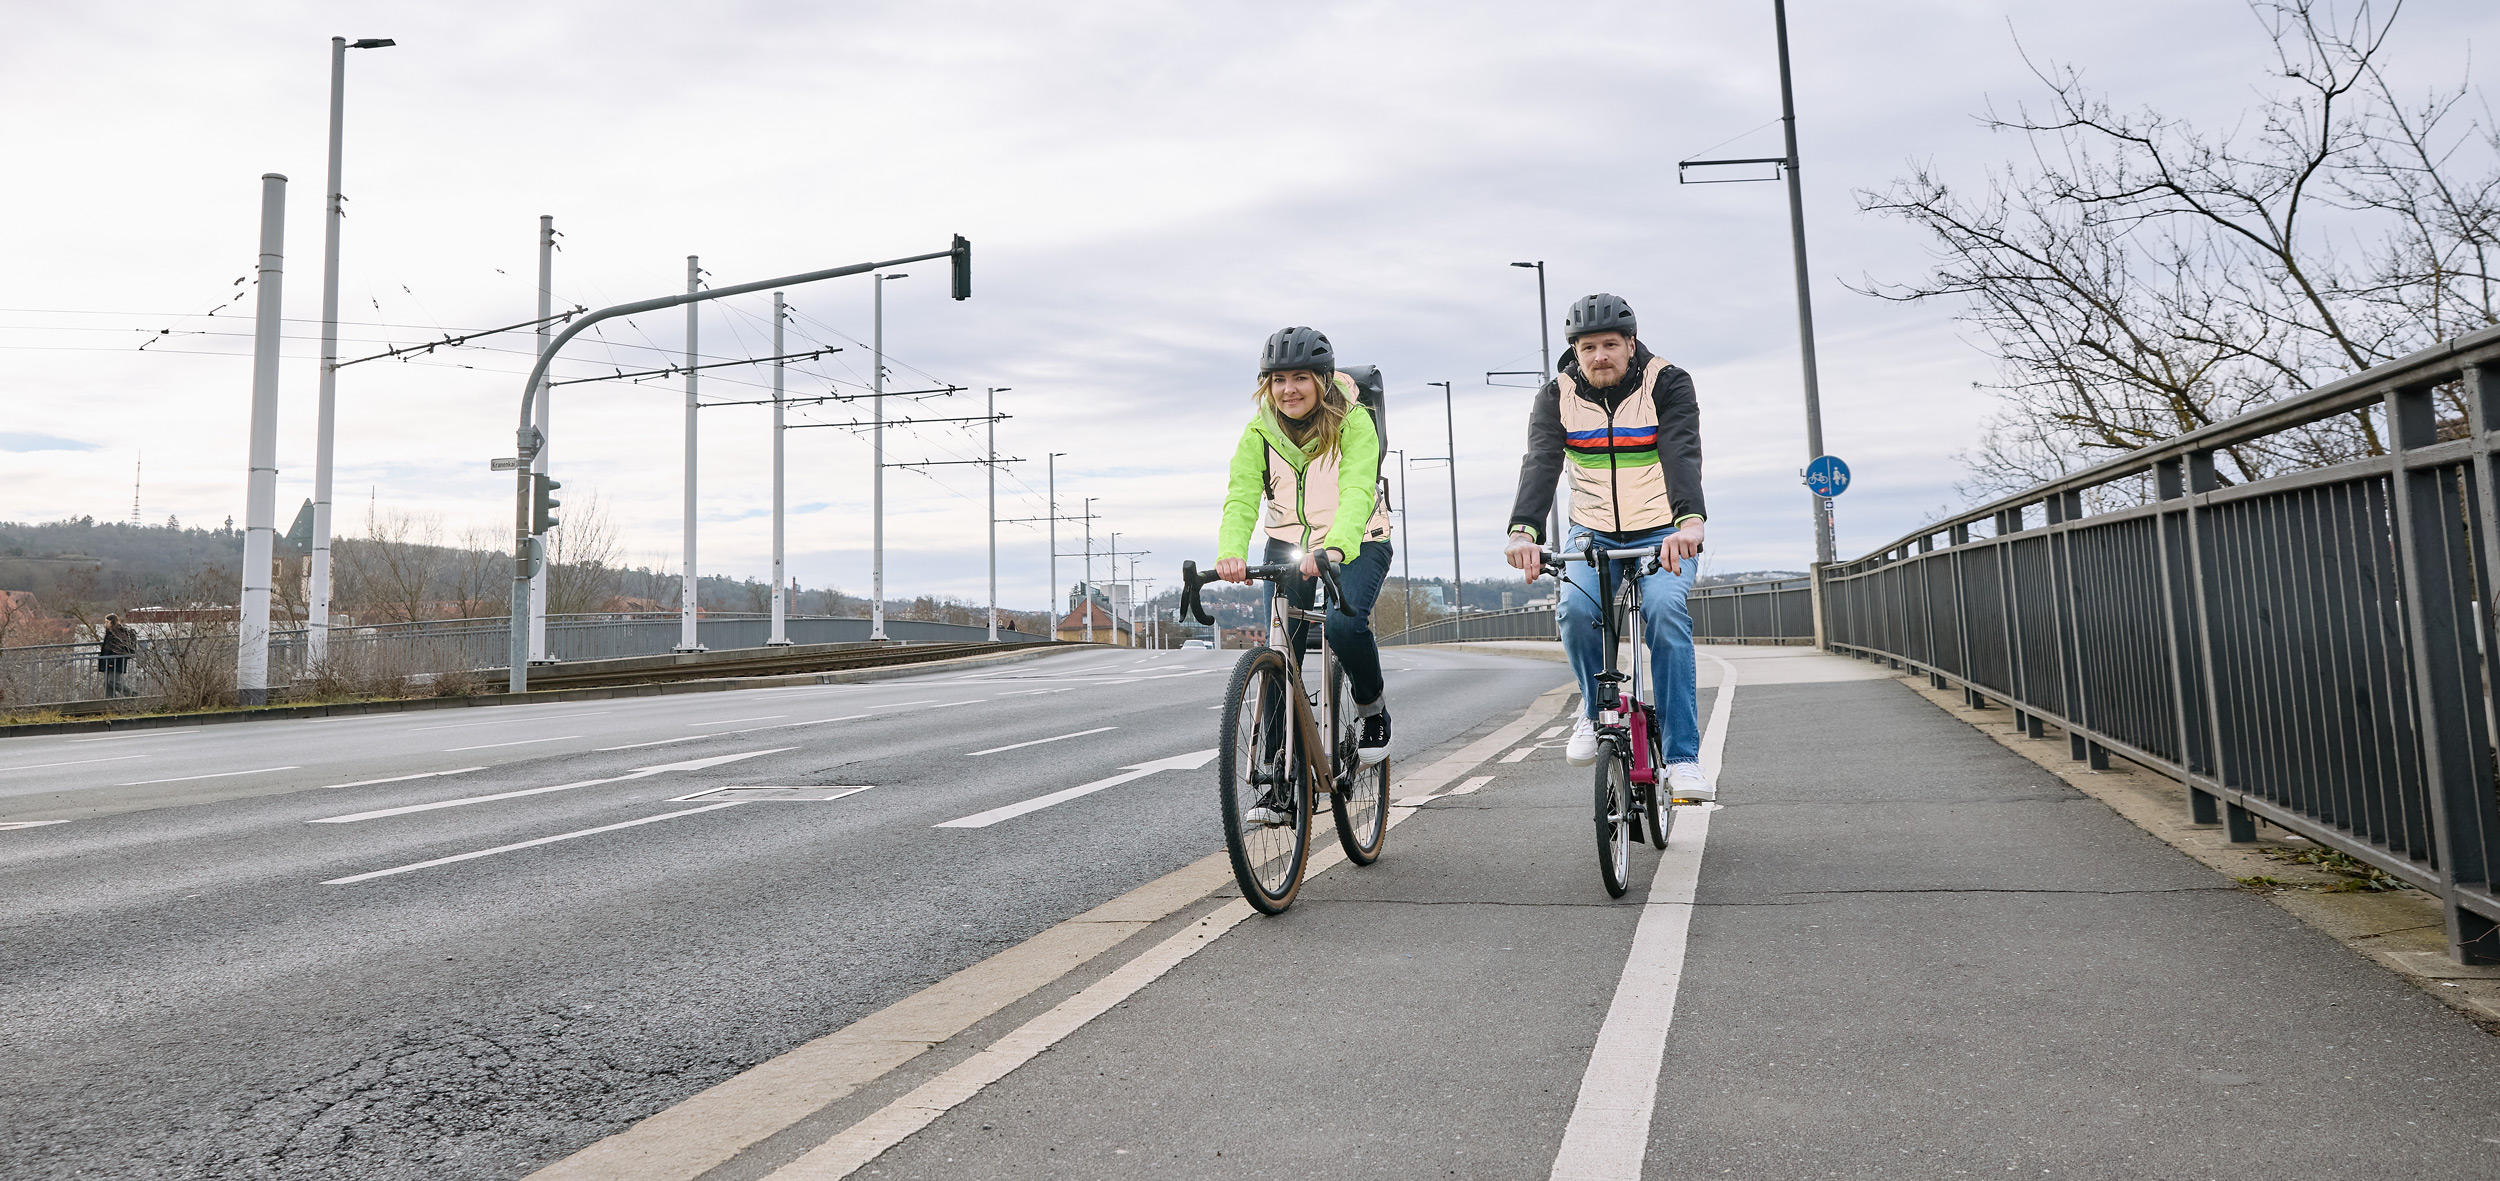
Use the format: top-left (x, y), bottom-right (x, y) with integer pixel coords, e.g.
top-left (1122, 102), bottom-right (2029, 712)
top-left (1628, 701), bottom-right (1656, 785)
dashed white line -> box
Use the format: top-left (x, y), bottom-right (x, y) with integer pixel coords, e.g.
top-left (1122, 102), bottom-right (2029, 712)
top-left (923, 699), bottom-right (985, 710)
top-left (118, 766), bottom-right (300, 786)
top-left (964, 727), bottom-right (1115, 757)
top-left (321, 802), bottom-right (746, 884)
top-left (0, 753), bottom-right (147, 773)
top-left (315, 767), bottom-right (485, 791)
top-left (307, 748), bottom-right (791, 823)
top-left (687, 715), bottom-right (789, 728)
top-left (0, 820), bottom-right (72, 831)
top-left (1499, 746), bottom-right (1535, 763)
top-left (444, 735), bottom-right (581, 753)
top-left (407, 711), bottom-right (610, 733)
top-left (935, 749), bottom-right (1216, 828)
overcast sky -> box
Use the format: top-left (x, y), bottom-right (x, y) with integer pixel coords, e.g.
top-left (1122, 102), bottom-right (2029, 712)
top-left (4, 1), bottom-right (2492, 611)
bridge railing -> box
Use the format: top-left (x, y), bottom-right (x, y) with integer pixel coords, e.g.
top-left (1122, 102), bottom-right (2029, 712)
top-left (1818, 323), bottom-right (2500, 965)
top-left (1691, 575), bottom-right (1815, 644)
top-left (0, 614), bottom-right (1053, 709)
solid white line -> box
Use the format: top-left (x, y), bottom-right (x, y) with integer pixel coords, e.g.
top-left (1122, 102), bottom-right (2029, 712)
top-left (406, 711), bottom-right (610, 733)
top-left (0, 753), bottom-right (147, 772)
top-left (964, 727), bottom-right (1114, 757)
top-left (315, 767), bottom-right (485, 791)
top-left (686, 715), bottom-right (788, 727)
top-left (306, 747), bottom-right (792, 823)
top-left (1548, 652), bottom-right (1736, 1181)
top-left (69, 732), bottom-right (206, 743)
top-left (0, 820), bottom-right (72, 830)
top-left (444, 735), bottom-right (581, 752)
top-left (118, 765), bottom-right (299, 786)
top-left (922, 699), bottom-right (985, 710)
top-left (763, 899), bottom-right (1258, 1179)
top-left (321, 801), bottom-right (745, 884)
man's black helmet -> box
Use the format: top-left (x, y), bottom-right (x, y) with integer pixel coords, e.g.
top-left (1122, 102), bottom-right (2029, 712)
top-left (1564, 293), bottom-right (1637, 342)
top-left (1260, 326), bottom-right (1335, 376)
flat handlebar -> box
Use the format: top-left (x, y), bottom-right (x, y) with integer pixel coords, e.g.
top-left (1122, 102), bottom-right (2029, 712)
top-left (1180, 554), bottom-right (1357, 627)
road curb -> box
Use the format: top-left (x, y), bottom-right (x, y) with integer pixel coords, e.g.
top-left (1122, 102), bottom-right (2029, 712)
top-left (0, 644), bottom-right (1081, 739)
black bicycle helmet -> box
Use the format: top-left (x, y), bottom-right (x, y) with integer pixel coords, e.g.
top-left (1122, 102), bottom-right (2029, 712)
top-left (1259, 326), bottom-right (1335, 376)
top-left (1564, 293), bottom-right (1637, 342)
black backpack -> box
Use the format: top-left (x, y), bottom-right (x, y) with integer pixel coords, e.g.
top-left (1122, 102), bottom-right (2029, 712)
top-left (1340, 364), bottom-right (1391, 509)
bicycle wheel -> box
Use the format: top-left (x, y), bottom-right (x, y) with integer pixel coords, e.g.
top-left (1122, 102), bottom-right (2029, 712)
top-left (1218, 648), bottom-right (1309, 914)
top-left (1641, 703), bottom-right (1669, 850)
top-left (1595, 739), bottom-right (1633, 898)
top-left (1328, 659), bottom-right (1389, 865)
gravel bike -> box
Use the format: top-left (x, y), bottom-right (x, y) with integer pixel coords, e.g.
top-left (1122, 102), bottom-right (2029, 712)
top-left (1181, 554), bottom-right (1390, 914)
top-left (1543, 540), bottom-right (1674, 897)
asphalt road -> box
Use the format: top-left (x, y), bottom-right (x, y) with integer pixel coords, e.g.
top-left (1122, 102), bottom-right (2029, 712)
top-left (0, 645), bottom-right (1564, 1180)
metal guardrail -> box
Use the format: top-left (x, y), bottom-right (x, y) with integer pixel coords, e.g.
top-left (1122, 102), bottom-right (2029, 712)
top-left (1691, 576), bottom-right (1814, 644)
top-left (1381, 606), bottom-right (1557, 646)
top-left (0, 614), bottom-right (1052, 708)
top-left (1818, 322), bottom-right (2500, 965)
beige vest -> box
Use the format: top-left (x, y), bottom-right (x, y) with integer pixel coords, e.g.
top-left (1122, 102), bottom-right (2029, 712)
top-left (1557, 356), bottom-right (1676, 534)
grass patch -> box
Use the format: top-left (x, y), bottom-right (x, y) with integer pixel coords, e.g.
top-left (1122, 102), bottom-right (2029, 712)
top-left (2260, 845), bottom-right (2417, 892)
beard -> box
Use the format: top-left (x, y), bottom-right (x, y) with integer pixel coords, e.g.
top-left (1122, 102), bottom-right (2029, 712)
top-left (1582, 360), bottom-right (1626, 389)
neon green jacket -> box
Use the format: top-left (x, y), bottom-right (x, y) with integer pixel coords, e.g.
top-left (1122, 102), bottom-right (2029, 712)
top-left (1218, 394), bottom-right (1390, 561)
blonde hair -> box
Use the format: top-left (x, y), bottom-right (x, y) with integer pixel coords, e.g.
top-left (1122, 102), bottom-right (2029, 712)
top-left (1254, 370), bottom-right (1355, 460)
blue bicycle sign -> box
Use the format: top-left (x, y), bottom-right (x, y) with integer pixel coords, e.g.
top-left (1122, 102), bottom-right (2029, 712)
top-left (1805, 454), bottom-right (1851, 498)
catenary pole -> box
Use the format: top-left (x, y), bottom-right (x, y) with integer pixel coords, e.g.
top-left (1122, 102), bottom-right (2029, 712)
top-left (1512, 260), bottom-right (1559, 549)
top-left (237, 174), bottom-right (288, 706)
top-left (986, 385), bottom-right (999, 641)
top-left (529, 215), bottom-right (553, 662)
top-left (770, 291), bottom-right (790, 645)
top-left (1083, 499), bottom-right (1097, 643)
top-left (309, 36), bottom-right (391, 667)
top-left (1048, 452), bottom-right (1063, 632)
top-left (1432, 380), bottom-right (1462, 617)
top-left (678, 256), bottom-right (704, 651)
top-left (871, 273), bottom-right (904, 640)
top-left (1774, 0), bottom-right (1835, 565)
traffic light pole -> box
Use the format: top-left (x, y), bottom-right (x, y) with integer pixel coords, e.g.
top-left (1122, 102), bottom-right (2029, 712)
top-left (506, 238), bottom-right (970, 694)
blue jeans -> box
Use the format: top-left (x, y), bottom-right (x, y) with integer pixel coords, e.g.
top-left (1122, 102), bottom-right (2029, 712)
top-left (1555, 524), bottom-right (1699, 763)
top-left (1262, 537), bottom-right (1391, 710)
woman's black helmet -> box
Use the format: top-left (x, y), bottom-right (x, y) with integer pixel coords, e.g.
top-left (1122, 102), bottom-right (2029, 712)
top-left (1564, 293), bottom-right (1637, 342)
top-left (1260, 326), bottom-right (1335, 376)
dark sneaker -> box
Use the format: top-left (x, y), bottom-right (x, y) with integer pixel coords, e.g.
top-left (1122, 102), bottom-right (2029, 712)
top-left (1357, 712), bottom-right (1391, 766)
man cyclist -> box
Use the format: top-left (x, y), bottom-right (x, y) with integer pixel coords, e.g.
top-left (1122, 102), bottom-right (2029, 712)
top-left (1503, 293), bottom-right (1713, 801)
top-left (1216, 327), bottom-right (1396, 803)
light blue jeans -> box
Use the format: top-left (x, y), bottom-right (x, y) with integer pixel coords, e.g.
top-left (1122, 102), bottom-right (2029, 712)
top-left (1555, 523), bottom-right (1700, 763)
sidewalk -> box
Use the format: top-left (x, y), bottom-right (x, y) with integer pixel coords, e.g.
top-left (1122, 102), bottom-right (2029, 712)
top-left (586, 647), bottom-right (2500, 1179)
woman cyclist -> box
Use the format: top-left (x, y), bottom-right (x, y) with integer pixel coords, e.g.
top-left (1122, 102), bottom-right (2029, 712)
top-left (1216, 326), bottom-right (1395, 772)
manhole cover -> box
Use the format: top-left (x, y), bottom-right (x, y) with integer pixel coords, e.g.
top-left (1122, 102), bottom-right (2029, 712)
top-left (669, 786), bottom-right (872, 802)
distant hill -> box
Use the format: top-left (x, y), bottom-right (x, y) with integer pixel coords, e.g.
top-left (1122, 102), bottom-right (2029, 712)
top-left (0, 517), bottom-right (246, 617)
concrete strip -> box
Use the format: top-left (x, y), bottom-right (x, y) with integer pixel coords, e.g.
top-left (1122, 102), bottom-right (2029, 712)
top-left (523, 854), bottom-right (1234, 1181)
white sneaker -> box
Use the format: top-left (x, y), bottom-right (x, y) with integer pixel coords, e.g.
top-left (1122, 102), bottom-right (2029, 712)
top-left (1664, 761), bottom-right (1714, 802)
top-left (1565, 717), bottom-right (1600, 766)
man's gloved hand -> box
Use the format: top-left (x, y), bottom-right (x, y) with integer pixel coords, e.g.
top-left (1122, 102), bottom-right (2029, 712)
top-left (1660, 520), bottom-right (1705, 575)
top-left (1505, 530), bottom-right (1544, 582)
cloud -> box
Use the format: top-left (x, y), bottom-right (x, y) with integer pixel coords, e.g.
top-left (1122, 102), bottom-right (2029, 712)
top-left (0, 432), bottom-right (101, 453)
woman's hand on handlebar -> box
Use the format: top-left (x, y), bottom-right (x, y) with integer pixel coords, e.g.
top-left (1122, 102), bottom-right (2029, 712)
top-left (1216, 557), bottom-right (1249, 584)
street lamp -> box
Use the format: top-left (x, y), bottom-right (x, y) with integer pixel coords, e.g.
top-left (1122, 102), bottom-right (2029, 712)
top-left (307, 34), bottom-right (394, 667)
top-left (871, 271), bottom-right (908, 640)
top-left (1509, 260), bottom-right (1561, 547)
top-left (986, 387), bottom-right (1010, 641)
top-left (1386, 447), bottom-right (1413, 639)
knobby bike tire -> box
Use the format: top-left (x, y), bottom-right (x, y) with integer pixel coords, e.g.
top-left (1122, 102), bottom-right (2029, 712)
top-left (1328, 659), bottom-right (1389, 865)
top-left (1596, 741), bottom-right (1633, 898)
top-left (1217, 648), bottom-right (1309, 914)
top-left (1642, 702), bottom-right (1670, 850)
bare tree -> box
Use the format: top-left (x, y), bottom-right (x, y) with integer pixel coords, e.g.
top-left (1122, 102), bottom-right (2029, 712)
top-left (1858, 0), bottom-right (2499, 505)
top-left (343, 506), bottom-right (446, 624)
top-left (448, 526), bottom-right (507, 621)
top-left (544, 493), bottom-right (625, 615)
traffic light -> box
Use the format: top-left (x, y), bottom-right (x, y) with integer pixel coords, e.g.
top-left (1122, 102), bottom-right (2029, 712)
top-left (950, 234), bottom-right (971, 301)
top-left (531, 473), bottom-right (562, 534)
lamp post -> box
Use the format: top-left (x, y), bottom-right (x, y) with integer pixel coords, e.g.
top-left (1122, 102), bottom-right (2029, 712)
top-left (769, 291), bottom-right (791, 645)
top-left (1428, 381), bottom-right (1462, 618)
top-left (986, 386), bottom-right (1011, 641)
top-left (1387, 447), bottom-right (1413, 638)
top-left (308, 35), bottom-right (394, 668)
top-left (1082, 498), bottom-right (1099, 643)
top-left (1048, 452), bottom-right (1065, 628)
top-left (870, 272), bottom-right (910, 640)
top-left (1508, 260), bottom-right (1560, 547)
top-left (676, 256), bottom-right (704, 652)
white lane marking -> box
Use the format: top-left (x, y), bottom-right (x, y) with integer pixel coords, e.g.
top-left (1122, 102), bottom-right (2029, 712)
top-left (964, 727), bottom-right (1114, 757)
top-left (306, 747), bottom-right (792, 823)
top-left (1499, 746), bottom-right (1535, 763)
top-left (595, 713), bottom-right (876, 750)
top-left (687, 715), bottom-right (789, 728)
top-left (68, 731), bottom-right (206, 743)
top-left (0, 753), bottom-right (148, 773)
top-left (1397, 774), bottom-right (1494, 809)
top-left (117, 765), bottom-right (299, 786)
top-left (406, 711), bottom-right (610, 733)
top-left (923, 699), bottom-right (985, 710)
top-left (935, 749), bottom-right (1218, 828)
top-left (316, 767), bottom-right (485, 791)
top-left (766, 899), bottom-right (1259, 1180)
top-left (1548, 652), bottom-right (1735, 1181)
top-left (598, 735), bottom-right (705, 751)
top-left (669, 785), bottom-right (872, 803)
top-left (0, 820), bottom-right (72, 830)
top-left (322, 802), bottom-right (745, 884)
top-left (1540, 724), bottom-right (1569, 739)
top-left (444, 734), bottom-right (582, 753)
top-left (878, 699), bottom-right (942, 709)
top-left (783, 713), bottom-right (873, 728)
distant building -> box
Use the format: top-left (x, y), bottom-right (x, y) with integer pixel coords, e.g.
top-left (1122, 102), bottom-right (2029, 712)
top-left (1054, 601), bottom-right (1133, 645)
